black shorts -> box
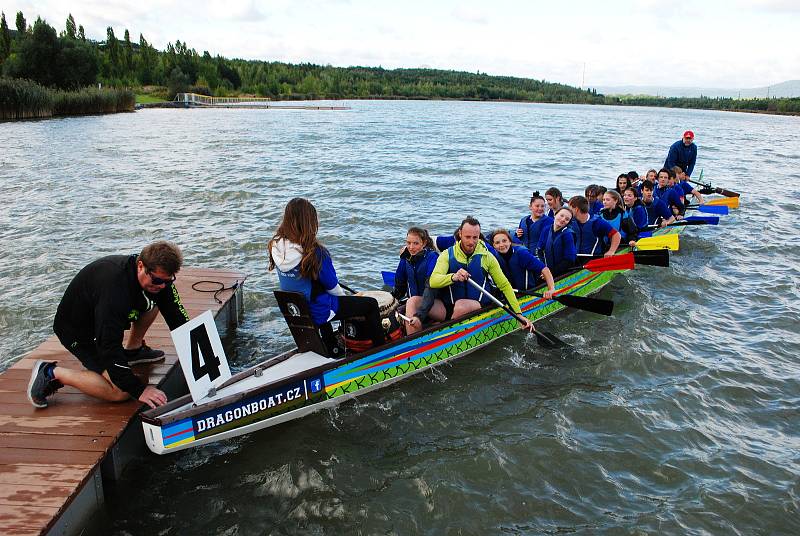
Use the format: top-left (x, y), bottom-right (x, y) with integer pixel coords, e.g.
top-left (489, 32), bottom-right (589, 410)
top-left (58, 338), bottom-right (106, 374)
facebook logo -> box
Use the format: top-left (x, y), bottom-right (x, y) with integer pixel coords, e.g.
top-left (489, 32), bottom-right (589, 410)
top-left (309, 378), bottom-right (322, 393)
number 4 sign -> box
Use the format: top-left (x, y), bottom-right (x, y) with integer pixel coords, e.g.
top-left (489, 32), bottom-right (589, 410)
top-left (171, 310), bottom-right (232, 403)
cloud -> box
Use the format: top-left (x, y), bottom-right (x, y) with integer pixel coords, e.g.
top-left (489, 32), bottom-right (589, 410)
top-left (738, 0), bottom-right (800, 12)
top-left (451, 6), bottom-right (489, 25)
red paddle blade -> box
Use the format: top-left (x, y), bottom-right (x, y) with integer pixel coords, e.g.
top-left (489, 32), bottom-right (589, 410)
top-left (584, 253), bottom-right (635, 272)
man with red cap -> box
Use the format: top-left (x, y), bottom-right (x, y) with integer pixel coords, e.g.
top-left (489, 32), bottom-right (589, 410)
top-left (664, 130), bottom-right (697, 177)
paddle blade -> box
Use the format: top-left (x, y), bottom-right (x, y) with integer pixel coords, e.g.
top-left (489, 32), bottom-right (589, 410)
top-left (632, 250), bottom-right (670, 267)
top-left (535, 330), bottom-right (568, 348)
top-left (684, 215), bottom-right (719, 225)
top-left (693, 204), bottom-right (729, 215)
top-left (381, 270), bottom-right (395, 287)
top-left (636, 234), bottom-right (679, 251)
top-left (715, 187), bottom-right (741, 198)
top-left (554, 294), bottom-right (614, 316)
top-left (584, 253), bottom-right (635, 272)
top-left (705, 196), bottom-right (739, 208)
top-left (638, 231), bottom-right (653, 238)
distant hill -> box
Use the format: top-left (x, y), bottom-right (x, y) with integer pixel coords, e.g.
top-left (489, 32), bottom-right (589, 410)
top-left (595, 80), bottom-right (800, 99)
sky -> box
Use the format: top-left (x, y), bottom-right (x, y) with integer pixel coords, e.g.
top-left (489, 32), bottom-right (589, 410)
top-left (4, 0), bottom-right (799, 88)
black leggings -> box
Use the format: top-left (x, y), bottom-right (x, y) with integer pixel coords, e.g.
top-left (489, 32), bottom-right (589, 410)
top-left (334, 295), bottom-right (384, 347)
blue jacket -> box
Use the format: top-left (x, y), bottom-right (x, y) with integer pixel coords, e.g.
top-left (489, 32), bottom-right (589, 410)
top-left (589, 200), bottom-right (604, 216)
top-left (599, 207), bottom-right (639, 243)
top-left (568, 216), bottom-right (616, 255)
top-left (537, 225), bottom-right (576, 276)
top-left (625, 199), bottom-right (649, 230)
top-left (642, 198), bottom-right (673, 225)
top-left (664, 139), bottom-right (697, 177)
top-left (393, 248), bottom-right (439, 298)
top-left (272, 240), bottom-right (343, 325)
top-left (494, 246), bottom-right (546, 291)
top-left (516, 215), bottom-right (552, 252)
top-left (654, 185), bottom-right (685, 213)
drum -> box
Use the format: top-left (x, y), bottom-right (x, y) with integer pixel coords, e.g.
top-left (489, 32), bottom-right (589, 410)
top-left (342, 290), bottom-right (404, 352)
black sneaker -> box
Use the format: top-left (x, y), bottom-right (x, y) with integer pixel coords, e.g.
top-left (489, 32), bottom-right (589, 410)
top-left (125, 340), bottom-right (165, 365)
top-left (27, 360), bottom-right (63, 408)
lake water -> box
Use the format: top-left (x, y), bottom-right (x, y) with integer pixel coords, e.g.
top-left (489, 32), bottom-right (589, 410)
top-left (1, 101), bottom-right (799, 535)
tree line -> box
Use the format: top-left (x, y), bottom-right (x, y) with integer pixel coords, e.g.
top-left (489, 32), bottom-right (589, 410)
top-left (1, 10), bottom-right (798, 115)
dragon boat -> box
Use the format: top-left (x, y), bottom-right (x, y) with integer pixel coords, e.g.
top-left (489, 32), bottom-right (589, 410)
top-left (141, 191), bottom-right (737, 454)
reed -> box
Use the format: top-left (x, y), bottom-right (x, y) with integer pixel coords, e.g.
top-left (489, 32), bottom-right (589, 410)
top-left (0, 78), bottom-right (135, 120)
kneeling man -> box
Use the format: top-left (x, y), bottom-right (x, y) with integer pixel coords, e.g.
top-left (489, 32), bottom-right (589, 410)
top-left (28, 241), bottom-right (190, 409)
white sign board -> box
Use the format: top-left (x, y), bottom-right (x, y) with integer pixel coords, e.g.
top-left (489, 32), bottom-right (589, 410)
top-left (171, 310), bottom-right (232, 403)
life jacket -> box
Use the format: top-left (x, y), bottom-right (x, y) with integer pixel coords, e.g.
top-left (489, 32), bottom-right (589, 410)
top-left (496, 247), bottom-right (542, 291)
top-left (401, 249), bottom-right (437, 297)
top-left (518, 215), bottom-right (550, 251)
top-left (625, 200), bottom-right (649, 230)
top-left (600, 207), bottom-right (626, 241)
top-left (273, 241), bottom-right (333, 325)
top-left (570, 217), bottom-right (604, 256)
top-left (445, 246), bottom-right (489, 305)
top-left (540, 225), bottom-right (575, 275)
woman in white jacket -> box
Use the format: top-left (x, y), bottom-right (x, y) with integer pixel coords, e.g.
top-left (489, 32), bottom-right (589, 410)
top-left (268, 198), bottom-right (384, 354)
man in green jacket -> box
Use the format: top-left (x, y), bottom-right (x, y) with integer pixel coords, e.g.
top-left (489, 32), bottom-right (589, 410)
top-left (429, 216), bottom-right (532, 330)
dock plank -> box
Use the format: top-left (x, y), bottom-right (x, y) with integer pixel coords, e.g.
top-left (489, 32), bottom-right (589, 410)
top-left (0, 266), bottom-right (245, 536)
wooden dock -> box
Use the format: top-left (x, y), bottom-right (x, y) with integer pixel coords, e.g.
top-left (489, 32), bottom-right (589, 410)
top-left (0, 267), bottom-right (245, 536)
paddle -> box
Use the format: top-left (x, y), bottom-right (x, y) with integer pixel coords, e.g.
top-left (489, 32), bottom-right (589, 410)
top-left (584, 253), bottom-right (635, 271)
top-left (685, 204), bottom-right (729, 215)
top-left (646, 216), bottom-right (719, 230)
top-left (465, 278), bottom-right (566, 348)
top-left (687, 169), bottom-right (740, 198)
top-left (702, 196), bottom-right (739, 209)
top-left (635, 234), bottom-right (679, 251)
top-left (381, 270), bottom-right (396, 287)
top-left (522, 291), bottom-right (614, 316)
top-left (578, 249), bottom-right (669, 267)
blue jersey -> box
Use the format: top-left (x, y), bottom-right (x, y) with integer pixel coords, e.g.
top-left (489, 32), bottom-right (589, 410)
top-left (516, 215), bottom-right (552, 252)
top-left (393, 249), bottom-right (439, 298)
top-left (625, 200), bottom-right (649, 230)
top-left (494, 246), bottom-right (546, 291)
top-left (665, 139), bottom-right (697, 177)
top-left (642, 198), bottom-right (673, 225)
top-left (568, 216), bottom-right (616, 255)
top-left (537, 225), bottom-right (576, 276)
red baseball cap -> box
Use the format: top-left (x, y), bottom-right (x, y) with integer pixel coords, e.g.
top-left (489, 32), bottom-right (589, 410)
top-left (683, 130), bottom-right (694, 139)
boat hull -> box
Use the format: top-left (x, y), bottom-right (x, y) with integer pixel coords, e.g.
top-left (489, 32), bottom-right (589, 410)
top-left (142, 262), bottom-right (626, 454)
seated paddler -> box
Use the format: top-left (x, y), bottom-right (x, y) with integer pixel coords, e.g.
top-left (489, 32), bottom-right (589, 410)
top-left (392, 226), bottom-right (446, 334)
top-left (268, 198), bottom-right (385, 355)
top-left (536, 207), bottom-right (577, 277)
top-left (490, 229), bottom-right (556, 299)
top-left (567, 195), bottom-right (622, 258)
top-left (429, 216), bottom-right (532, 330)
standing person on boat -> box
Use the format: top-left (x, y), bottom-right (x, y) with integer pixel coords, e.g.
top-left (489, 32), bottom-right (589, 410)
top-left (544, 187), bottom-right (567, 218)
top-left (429, 216), bottom-right (532, 329)
top-left (268, 198), bottom-right (385, 354)
top-left (599, 190), bottom-right (639, 247)
top-left (664, 130), bottom-right (697, 177)
top-left (515, 191), bottom-right (552, 252)
top-left (623, 187), bottom-right (649, 231)
top-left (490, 229), bottom-right (556, 298)
top-left (567, 196), bottom-right (622, 257)
top-left (536, 207), bottom-right (577, 277)
top-left (392, 227), bottom-right (446, 334)
top-left (654, 168), bottom-right (685, 216)
top-left (640, 180), bottom-right (676, 227)
top-left (27, 241), bottom-right (191, 410)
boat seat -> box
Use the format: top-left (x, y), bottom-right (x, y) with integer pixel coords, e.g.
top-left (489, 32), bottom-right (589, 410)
top-left (274, 290), bottom-right (342, 357)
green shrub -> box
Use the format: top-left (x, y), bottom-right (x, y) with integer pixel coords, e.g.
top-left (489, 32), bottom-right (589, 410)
top-left (0, 77), bottom-right (134, 119)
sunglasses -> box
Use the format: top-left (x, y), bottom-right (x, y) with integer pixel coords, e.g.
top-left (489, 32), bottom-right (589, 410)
top-left (145, 265), bottom-right (176, 286)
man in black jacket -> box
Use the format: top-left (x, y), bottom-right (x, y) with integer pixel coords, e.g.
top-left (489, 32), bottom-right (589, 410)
top-left (27, 241), bottom-right (190, 409)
